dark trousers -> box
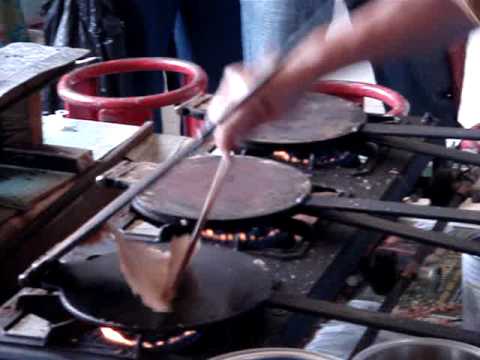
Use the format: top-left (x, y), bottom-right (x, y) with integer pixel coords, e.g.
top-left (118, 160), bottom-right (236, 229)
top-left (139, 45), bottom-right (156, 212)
top-left (115, 0), bottom-right (242, 93)
top-left (346, 0), bottom-right (457, 125)
top-left (114, 0), bottom-right (242, 131)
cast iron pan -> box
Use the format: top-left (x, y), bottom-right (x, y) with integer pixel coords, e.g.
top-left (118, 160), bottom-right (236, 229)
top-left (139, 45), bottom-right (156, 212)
top-left (246, 92), bottom-right (366, 147)
top-left (133, 155), bottom-right (480, 256)
top-left (42, 243), bottom-right (272, 335)
top-left (240, 93), bottom-right (480, 167)
top-left (245, 92), bottom-right (480, 148)
top-left (132, 155), bottom-right (311, 225)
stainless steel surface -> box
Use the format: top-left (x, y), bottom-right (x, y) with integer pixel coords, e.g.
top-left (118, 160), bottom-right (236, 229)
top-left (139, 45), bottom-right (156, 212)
top-left (210, 348), bottom-right (340, 360)
top-left (353, 338), bottom-right (480, 360)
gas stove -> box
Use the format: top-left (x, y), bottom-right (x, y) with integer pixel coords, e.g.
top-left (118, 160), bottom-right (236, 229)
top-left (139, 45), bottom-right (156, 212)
top-left (6, 91), bottom-right (480, 360)
top-left (2, 113), bottom-right (471, 360)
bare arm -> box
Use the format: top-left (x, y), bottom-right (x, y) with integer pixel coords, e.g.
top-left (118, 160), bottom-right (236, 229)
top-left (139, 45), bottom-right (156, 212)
top-left (211, 0), bottom-right (477, 151)
top-left (289, 0), bottom-right (475, 81)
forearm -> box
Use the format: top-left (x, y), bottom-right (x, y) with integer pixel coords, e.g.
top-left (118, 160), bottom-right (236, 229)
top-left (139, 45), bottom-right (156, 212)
top-left (212, 0), bottom-right (479, 151)
top-left (285, 0), bottom-right (476, 88)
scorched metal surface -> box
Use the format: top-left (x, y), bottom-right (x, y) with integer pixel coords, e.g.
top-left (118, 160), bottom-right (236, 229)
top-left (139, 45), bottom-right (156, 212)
top-left (246, 93), bottom-right (366, 146)
top-left (132, 155), bottom-right (311, 224)
top-left (243, 93), bottom-right (480, 149)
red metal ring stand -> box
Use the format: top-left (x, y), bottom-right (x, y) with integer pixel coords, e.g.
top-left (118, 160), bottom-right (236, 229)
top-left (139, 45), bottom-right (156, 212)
top-left (312, 80), bottom-right (410, 116)
top-left (183, 80), bottom-right (410, 136)
top-left (57, 58), bottom-right (208, 125)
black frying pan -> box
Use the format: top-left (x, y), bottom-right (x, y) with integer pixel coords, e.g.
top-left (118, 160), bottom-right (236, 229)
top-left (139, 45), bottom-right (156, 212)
top-left (42, 243), bottom-right (271, 335)
top-left (133, 155), bottom-right (480, 256)
top-left (220, 93), bottom-right (480, 167)
top-left (246, 93), bottom-right (480, 147)
top-left (246, 93), bottom-right (365, 147)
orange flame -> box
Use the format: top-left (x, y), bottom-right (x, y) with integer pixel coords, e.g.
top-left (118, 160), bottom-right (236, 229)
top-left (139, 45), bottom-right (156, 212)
top-left (273, 150), bottom-right (310, 166)
top-left (273, 151), bottom-right (290, 162)
top-left (100, 327), bottom-right (197, 349)
top-left (203, 229), bottom-right (214, 237)
top-left (100, 327), bottom-right (137, 347)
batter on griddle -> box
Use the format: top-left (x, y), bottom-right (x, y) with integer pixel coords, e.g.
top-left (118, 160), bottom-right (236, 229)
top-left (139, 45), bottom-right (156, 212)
top-left (112, 226), bottom-right (194, 312)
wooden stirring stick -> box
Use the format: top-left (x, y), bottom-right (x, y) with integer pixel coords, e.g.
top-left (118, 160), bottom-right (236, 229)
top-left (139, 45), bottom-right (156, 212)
top-left (169, 154), bottom-right (232, 291)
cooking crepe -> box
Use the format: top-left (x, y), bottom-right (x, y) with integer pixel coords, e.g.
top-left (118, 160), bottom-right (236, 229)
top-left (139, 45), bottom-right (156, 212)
top-left (112, 227), bottom-right (194, 312)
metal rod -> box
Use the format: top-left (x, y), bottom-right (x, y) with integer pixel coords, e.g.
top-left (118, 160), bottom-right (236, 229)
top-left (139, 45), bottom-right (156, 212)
top-left (347, 278), bottom-right (412, 359)
top-left (363, 123), bottom-right (480, 140)
top-left (348, 195), bottom-right (463, 358)
top-left (370, 136), bottom-right (480, 166)
top-left (267, 292), bottom-right (480, 347)
top-left (306, 196), bottom-right (480, 225)
top-left (303, 209), bottom-right (480, 256)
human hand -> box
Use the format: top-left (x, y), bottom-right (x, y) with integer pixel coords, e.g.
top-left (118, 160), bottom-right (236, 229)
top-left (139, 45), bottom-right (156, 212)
top-left (207, 60), bottom-right (307, 153)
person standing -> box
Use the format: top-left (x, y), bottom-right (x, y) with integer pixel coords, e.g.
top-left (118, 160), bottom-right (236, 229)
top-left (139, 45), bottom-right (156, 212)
top-left (239, 0), bottom-right (458, 126)
top-left (115, 0), bottom-right (242, 93)
top-left (240, 0), bottom-right (335, 63)
top-left (209, 0), bottom-right (476, 151)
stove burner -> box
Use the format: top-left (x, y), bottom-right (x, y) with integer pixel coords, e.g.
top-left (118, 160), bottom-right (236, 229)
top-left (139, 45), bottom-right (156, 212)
top-left (272, 151), bottom-right (311, 166)
top-left (201, 227), bottom-right (287, 244)
top-left (157, 217), bottom-right (314, 259)
top-left (271, 149), bottom-right (358, 170)
top-left (240, 147), bottom-right (362, 173)
top-left (99, 327), bottom-right (198, 351)
top-left (100, 327), bottom-right (136, 347)
top-left (200, 226), bottom-right (300, 255)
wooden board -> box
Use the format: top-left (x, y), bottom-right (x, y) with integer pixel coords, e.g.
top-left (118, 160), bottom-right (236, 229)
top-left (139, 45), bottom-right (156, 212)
top-left (42, 115), bottom-right (140, 161)
top-left (0, 144), bottom-right (94, 173)
top-left (0, 43), bottom-right (88, 147)
top-left (0, 165), bottom-right (74, 210)
top-left (0, 122), bottom-right (154, 249)
top-left (0, 43), bottom-right (88, 110)
top-left (0, 93), bottom-right (42, 146)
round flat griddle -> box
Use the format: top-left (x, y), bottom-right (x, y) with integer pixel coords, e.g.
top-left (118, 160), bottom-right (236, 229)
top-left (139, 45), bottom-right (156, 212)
top-left (245, 92), bottom-right (366, 147)
top-left (43, 244), bottom-right (272, 335)
top-left (132, 155), bottom-right (312, 224)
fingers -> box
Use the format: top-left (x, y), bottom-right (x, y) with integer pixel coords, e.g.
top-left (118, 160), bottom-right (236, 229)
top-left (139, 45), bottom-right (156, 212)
top-left (209, 57), bottom-right (301, 153)
top-left (208, 64), bottom-right (257, 153)
top-left (214, 110), bottom-right (248, 153)
top-left (207, 63), bottom-right (252, 125)
top-left (209, 66), bottom-right (265, 152)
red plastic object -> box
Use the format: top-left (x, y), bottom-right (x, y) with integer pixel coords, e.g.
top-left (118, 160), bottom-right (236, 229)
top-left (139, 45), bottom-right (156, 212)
top-left (185, 116), bottom-right (202, 138)
top-left (460, 124), bottom-right (480, 153)
top-left (57, 57), bottom-right (208, 125)
top-left (311, 80), bottom-right (410, 116)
